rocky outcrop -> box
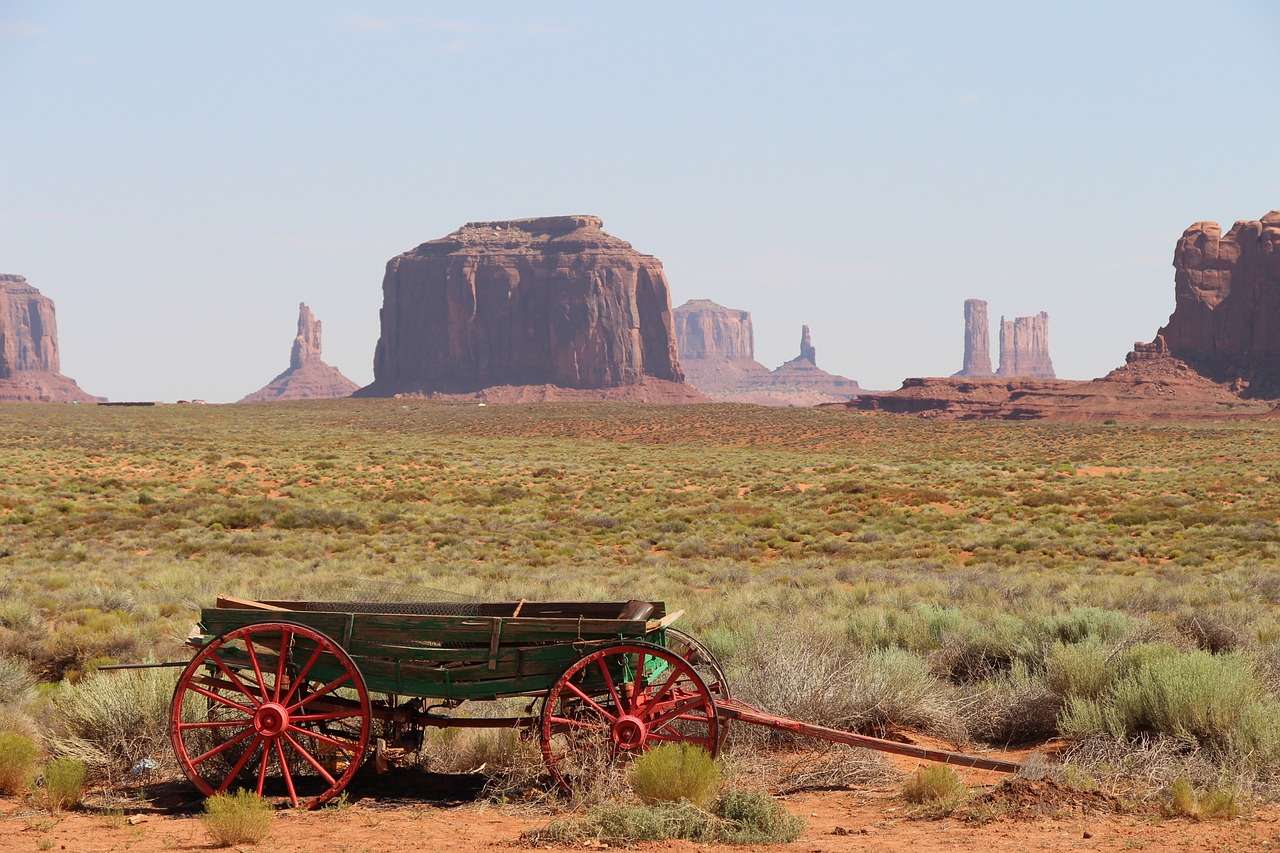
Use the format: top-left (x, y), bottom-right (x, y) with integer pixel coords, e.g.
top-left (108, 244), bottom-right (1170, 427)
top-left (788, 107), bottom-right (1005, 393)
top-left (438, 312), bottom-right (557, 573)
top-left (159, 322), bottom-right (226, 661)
top-left (997, 312), bottom-right (1055, 378)
top-left (844, 373), bottom-right (1266, 421)
top-left (0, 275), bottom-right (101, 402)
top-left (954, 299), bottom-right (994, 377)
top-left (674, 299), bottom-right (755, 360)
top-left (673, 299), bottom-right (859, 405)
top-left (239, 303), bottom-right (359, 403)
top-left (1125, 211), bottom-right (1280, 397)
top-left (355, 216), bottom-right (688, 399)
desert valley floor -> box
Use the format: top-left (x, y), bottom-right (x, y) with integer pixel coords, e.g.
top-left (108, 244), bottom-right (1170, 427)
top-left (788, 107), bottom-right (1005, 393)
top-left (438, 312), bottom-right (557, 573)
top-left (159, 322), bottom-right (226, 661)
top-left (3, 400), bottom-right (1280, 849)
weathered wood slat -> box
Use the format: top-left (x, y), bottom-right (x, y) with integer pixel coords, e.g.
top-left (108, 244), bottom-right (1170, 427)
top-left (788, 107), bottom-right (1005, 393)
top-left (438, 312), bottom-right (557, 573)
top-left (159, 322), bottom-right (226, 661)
top-left (254, 600), bottom-right (665, 620)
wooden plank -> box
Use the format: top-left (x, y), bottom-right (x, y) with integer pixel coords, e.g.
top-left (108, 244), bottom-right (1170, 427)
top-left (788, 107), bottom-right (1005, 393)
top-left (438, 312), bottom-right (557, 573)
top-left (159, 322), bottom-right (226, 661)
top-left (646, 609), bottom-right (685, 633)
top-left (216, 596), bottom-right (287, 611)
top-left (348, 612), bottom-right (650, 645)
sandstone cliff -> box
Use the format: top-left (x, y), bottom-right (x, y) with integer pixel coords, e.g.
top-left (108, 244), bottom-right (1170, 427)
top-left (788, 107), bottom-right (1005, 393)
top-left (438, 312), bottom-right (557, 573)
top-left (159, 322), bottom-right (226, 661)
top-left (0, 275), bottom-right (101, 402)
top-left (953, 299), bottom-right (994, 377)
top-left (1131, 211), bottom-right (1280, 396)
top-left (673, 300), bottom-right (859, 405)
top-left (239, 303), bottom-right (359, 403)
top-left (997, 312), bottom-right (1055, 378)
top-left (355, 216), bottom-right (691, 399)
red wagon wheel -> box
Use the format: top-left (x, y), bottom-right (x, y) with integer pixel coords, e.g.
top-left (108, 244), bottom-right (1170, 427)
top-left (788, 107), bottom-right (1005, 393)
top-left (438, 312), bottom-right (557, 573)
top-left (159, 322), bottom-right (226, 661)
top-left (540, 642), bottom-right (718, 791)
top-left (169, 621), bottom-right (371, 809)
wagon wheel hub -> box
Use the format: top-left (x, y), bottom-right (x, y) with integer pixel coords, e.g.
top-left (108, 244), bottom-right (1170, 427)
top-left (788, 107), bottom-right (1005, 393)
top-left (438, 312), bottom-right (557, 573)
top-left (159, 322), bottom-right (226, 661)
top-left (611, 715), bottom-right (648, 751)
top-left (253, 702), bottom-right (290, 738)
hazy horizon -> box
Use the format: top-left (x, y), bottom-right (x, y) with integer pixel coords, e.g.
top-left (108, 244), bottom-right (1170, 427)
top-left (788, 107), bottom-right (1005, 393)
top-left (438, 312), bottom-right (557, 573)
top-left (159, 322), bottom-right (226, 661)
top-left (3, 2), bottom-right (1279, 402)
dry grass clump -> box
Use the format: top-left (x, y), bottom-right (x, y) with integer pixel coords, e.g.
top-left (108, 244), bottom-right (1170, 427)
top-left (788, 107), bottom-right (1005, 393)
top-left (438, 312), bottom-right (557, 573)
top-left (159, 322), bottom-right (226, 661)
top-left (527, 788), bottom-right (803, 846)
top-left (0, 731), bottom-right (39, 795)
top-left (1164, 777), bottom-right (1240, 819)
top-left (0, 656), bottom-right (36, 702)
top-left (41, 757), bottom-right (87, 811)
top-left (902, 765), bottom-right (968, 804)
top-left (730, 627), bottom-right (962, 745)
top-left (45, 669), bottom-right (178, 780)
top-left (629, 743), bottom-right (721, 808)
top-left (202, 790), bottom-right (273, 846)
top-left (773, 745), bottom-right (897, 793)
top-left (421, 726), bottom-right (547, 800)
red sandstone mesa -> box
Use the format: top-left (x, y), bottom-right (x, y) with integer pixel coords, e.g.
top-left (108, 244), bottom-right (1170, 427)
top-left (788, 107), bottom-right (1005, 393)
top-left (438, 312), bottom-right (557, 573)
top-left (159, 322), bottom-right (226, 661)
top-left (239, 303), bottom-right (359, 403)
top-left (0, 274), bottom-right (101, 402)
top-left (1140, 211), bottom-right (1280, 396)
top-left (355, 216), bottom-right (700, 401)
top-left (673, 299), bottom-right (859, 405)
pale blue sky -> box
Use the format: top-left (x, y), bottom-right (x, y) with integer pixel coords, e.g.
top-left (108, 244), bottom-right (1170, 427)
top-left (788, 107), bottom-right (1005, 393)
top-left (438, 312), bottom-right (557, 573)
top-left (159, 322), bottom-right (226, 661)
top-left (2, 2), bottom-right (1278, 401)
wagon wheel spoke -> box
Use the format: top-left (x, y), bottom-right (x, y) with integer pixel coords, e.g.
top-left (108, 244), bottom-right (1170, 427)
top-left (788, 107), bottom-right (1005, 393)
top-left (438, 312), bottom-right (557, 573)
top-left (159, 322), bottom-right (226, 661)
top-left (256, 743), bottom-right (271, 797)
top-left (595, 658), bottom-right (625, 714)
top-left (178, 718), bottom-right (252, 730)
top-left (289, 726), bottom-right (360, 753)
top-left (207, 651), bottom-right (262, 707)
top-left (275, 739), bottom-right (298, 808)
top-left (548, 714), bottom-right (608, 733)
top-left (564, 681), bottom-right (617, 724)
top-left (190, 726), bottom-right (256, 767)
top-left (647, 696), bottom-right (713, 733)
top-left (273, 628), bottom-right (292, 703)
top-left (287, 673), bottom-right (351, 712)
top-left (217, 735), bottom-right (263, 792)
top-left (291, 710), bottom-right (364, 724)
top-left (187, 683), bottom-right (256, 716)
top-left (281, 643), bottom-right (325, 708)
top-left (243, 636), bottom-right (270, 702)
top-left (634, 651), bottom-right (647, 695)
top-left (282, 731), bottom-right (336, 786)
top-left (637, 666), bottom-right (685, 711)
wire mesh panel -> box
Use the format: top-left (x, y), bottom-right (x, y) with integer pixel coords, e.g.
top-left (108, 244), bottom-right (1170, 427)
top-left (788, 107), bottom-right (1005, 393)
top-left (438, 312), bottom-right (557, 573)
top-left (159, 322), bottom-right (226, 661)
top-left (277, 579), bottom-right (489, 616)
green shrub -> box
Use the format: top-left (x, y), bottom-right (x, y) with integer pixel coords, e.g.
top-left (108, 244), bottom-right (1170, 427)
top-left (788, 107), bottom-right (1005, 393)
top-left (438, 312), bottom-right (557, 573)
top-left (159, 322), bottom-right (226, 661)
top-left (525, 789), bottom-right (802, 846)
top-left (629, 743), bottom-right (720, 808)
top-left (1058, 650), bottom-right (1280, 763)
top-left (1045, 640), bottom-right (1112, 700)
top-left (45, 669), bottom-right (177, 779)
top-left (715, 789), bottom-right (805, 844)
top-left (0, 731), bottom-right (39, 794)
top-left (902, 765), bottom-right (967, 804)
top-left (42, 757), bottom-right (87, 811)
top-left (202, 790), bottom-right (273, 846)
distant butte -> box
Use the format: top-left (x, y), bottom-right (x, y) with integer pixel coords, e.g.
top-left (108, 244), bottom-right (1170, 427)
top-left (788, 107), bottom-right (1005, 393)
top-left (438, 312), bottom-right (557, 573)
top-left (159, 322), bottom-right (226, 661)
top-left (355, 216), bottom-right (702, 402)
top-left (239, 303), bottom-right (358, 403)
top-left (673, 300), bottom-right (860, 405)
top-left (0, 274), bottom-right (102, 403)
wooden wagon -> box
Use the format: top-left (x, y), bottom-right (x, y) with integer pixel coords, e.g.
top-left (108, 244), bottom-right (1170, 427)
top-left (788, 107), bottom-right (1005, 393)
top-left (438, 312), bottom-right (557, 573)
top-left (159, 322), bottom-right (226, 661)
top-left (161, 597), bottom-right (1019, 809)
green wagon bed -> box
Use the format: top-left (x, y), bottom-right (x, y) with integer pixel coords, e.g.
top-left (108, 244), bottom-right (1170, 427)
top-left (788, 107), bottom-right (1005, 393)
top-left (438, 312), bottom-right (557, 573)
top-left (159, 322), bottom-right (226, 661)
top-left (197, 596), bottom-right (680, 701)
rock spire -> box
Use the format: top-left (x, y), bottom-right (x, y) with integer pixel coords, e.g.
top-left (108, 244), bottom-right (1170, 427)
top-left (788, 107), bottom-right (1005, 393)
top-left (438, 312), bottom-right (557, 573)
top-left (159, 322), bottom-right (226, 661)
top-left (239, 303), bottom-right (359, 403)
top-left (997, 312), bottom-right (1055, 378)
top-left (954, 298), bottom-right (994, 377)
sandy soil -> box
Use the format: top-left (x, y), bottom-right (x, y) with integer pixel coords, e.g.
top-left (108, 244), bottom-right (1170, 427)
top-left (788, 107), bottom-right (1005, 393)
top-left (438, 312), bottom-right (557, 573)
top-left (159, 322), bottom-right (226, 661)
top-left (3, 766), bottom-right (1275, 853)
